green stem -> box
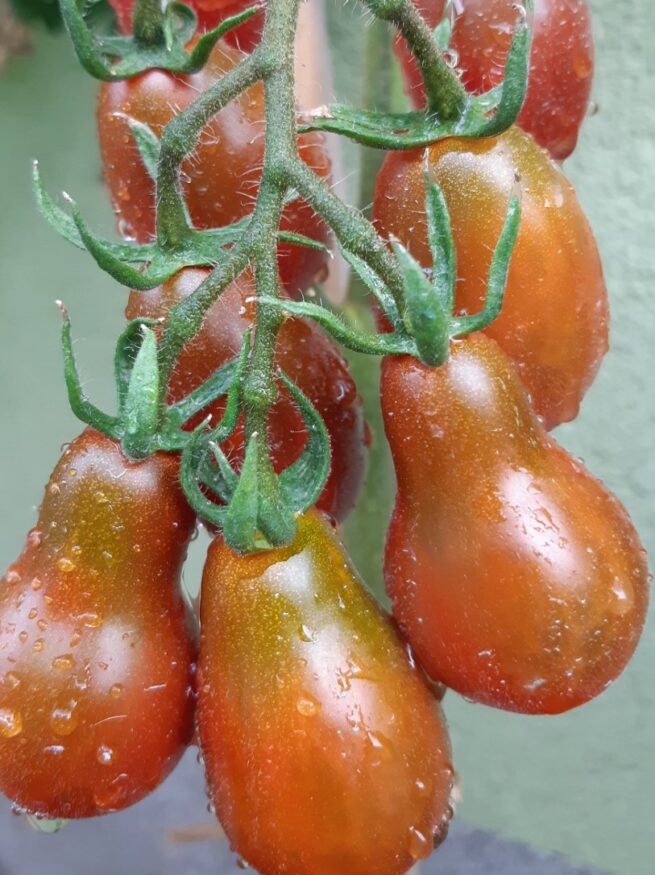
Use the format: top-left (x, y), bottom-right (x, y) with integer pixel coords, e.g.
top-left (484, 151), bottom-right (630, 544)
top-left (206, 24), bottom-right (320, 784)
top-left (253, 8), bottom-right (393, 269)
top-left (360, 0), bottom-right (467, 119)
top-left (131, 0), bottom-right (165, 47)
top-left (289, 157), bottom-right (405, 312)
top-left (156, 54), bottom-right (261, 250)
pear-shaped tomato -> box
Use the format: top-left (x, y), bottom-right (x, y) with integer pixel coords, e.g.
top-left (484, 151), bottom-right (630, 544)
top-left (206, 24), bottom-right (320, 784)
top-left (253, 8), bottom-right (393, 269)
top-left (0, 430), bottom-right (196, 818)
top-left (374, 126), bottom-right (608, 429)
top-left (382, 335), bottom-right (649, 715)
top-left (97, 39), bottom-right (331, 297)
top-left (126, 268), bottom-right (369, 522)
top-left (198, 512), bottom-right (454, 874)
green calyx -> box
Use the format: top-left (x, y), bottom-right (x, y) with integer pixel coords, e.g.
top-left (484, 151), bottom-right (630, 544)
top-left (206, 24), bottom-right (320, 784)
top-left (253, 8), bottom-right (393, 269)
top-left (261, 177), bottom-right (521, 370)
top-left (60, 0), bottom-right (260, 81)
top-left (59, 304), bottom-right (330, 552)
top-left (299, 14), bottom-right (531, 150)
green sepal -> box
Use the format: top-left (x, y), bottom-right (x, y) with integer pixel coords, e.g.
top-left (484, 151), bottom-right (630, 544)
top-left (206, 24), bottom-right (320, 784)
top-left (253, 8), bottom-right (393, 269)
top-left (34, 165), bottom-right (326, 291)
top-left (393, 241), bottom-right (449, 367)
top-left (424, 177), bottom-right (456, 313)
top-left (125, 118), bottom-right (160, 182)
top-left (58, 302), bottom-right (120, 438)
top-left (341, 246), bottom-right (401, 328)
top-left (277, 371), bottom-right (331, 514)
top-left (259, 297), bottom-right (416, 357)
top-left (452, 194), bottom-right (522, 337)
top-left (298, 18), bottom-right (530, 149)
top-left (433, 15), bottom-right (452, 52)
top-left (115, 317), bottom-right (160, 415)
top-left (222, 434), bottom-right (297, 553)
top-left (121, 327), bottom-right (161, 459)
top-left (161, 331), bottom-right (250, 449)
top-left (60, 0), bottom-right (260, 81)
top-left (179, 425), bottom-right (228, 528)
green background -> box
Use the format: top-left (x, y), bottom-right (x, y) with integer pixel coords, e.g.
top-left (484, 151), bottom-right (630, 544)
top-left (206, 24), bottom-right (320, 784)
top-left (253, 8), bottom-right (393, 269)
top-left (0, 1), bottom-right (653, 872)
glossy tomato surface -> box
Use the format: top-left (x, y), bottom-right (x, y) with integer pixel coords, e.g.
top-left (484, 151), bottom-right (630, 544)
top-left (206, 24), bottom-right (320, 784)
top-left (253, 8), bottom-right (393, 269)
top-left (97, 40), bottom-right (331, 296)
top-left (0, 430), bottom-right (196, 818)
top-left (126, 268), bottom-right (369, 523)
top-left (396, 0), bottom-right (594, 160)
top-left (198, 512), bottom-right (454, 874)
top-left (374, 126), bottom-right (608, 429)
top-left (382, 335), bottom-right (649, 715)
top-left (108, 0), bottom-right (265, 52)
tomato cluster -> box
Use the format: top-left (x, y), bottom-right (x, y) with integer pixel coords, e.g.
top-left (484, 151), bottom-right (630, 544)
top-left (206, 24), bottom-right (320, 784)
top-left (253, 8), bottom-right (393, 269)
top-left (1, 0), bottom-right (649, 871)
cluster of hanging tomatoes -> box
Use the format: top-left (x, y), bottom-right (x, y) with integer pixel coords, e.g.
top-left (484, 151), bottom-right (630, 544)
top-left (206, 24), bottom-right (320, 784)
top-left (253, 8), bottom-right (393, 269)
top-left (0, 1), bottom-right (649, 873)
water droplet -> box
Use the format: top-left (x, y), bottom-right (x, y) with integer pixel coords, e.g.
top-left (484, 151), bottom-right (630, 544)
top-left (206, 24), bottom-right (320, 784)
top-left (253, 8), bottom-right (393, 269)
top-left (0, 708), bottom-right (22, 738)
top-left (50, 705), bottom-right (79, 737)
top-left (93, 773), bottom-right (130, 811)
top-left (96, 745), bottom-right (114, 766)
top-left (4, 671), bottom-right (21, 690)
top-left (52, 655), bottom-right (74, 671)
top-left (408, 826), bottom-right (432, 861)
top-left (296, 695), bottom-right (320, 717)
top-left (57, 558), bottom-right (75, 574)
top-left (299, 624), bottom-right (315, 643)
top-left (77, 611), bottom-right (102, 628)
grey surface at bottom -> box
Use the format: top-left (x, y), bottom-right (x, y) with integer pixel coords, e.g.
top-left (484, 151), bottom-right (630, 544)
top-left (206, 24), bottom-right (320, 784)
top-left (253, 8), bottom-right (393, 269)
top-left (0, 749), bottom-right (604, 875)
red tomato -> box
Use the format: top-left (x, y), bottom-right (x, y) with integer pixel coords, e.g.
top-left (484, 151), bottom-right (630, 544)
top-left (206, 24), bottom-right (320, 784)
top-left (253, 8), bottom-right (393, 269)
top-left (395, 0), bottom-right (594, 160)
top-left (382, 335), bottom-right (649, 715)
top-left (198, 512), bottom-right (455, 873)
top-left (126, 268), bottom-right (369, 523)
top-left (97, 39), bottom-right (331, 297)
top-left (0, 430), bottom-right (196, 818)
top-left (373, 126), bottom-right (608, 430)
top-left (108, 0), bottom-right (264, 52)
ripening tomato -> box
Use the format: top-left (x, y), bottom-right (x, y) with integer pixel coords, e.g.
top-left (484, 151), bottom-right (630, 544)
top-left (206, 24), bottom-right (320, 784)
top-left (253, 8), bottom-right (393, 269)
top-left (396, 0), bottom-right (594, 160)
top-left (382, 335), bottom-right (649, 715)
top-left (373, 126), bottom-right (608, 430)
top-left (198, 512), bottom-right (454, 874)
top-left (97, 39), bottom-right (331, 297)
top-left (126, 268), bottom-right (369, 523)
top-left (0, 430), bottom-right (196, 818)
top-left (108, 0), bottom-right (265, 52)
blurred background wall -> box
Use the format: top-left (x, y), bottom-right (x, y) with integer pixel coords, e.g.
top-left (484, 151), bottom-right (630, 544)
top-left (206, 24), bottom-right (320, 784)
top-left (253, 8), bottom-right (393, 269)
top-left (0, 0), bottom-right (652, 872)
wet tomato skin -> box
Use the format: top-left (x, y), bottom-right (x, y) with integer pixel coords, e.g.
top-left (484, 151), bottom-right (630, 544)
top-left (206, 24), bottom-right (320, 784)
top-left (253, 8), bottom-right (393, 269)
top-left (382, 335), bottom-right (649, 715)
top-left (373, 126), bottom-right (608, 430)
top-left (126, 268), bottom-right (369, 523)
top-left (396, 0), bottom-right (594, 160)
top-left (108, 0), bottom-right (264, 52)
top-left (198, 512), bottom-right (454, 874)
top-left (97, 40), bottom-right (331, 296)
top-left (0, 430), bottom-right (196, 818)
